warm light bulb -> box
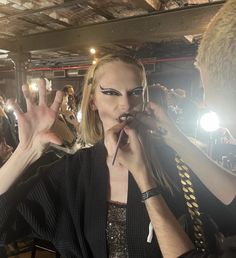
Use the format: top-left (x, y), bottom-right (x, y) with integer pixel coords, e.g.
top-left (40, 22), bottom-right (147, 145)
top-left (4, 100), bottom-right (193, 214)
top-left (30, 82), bottom-right (39, 92)
top-left (5, 104), bottom-right (13, 111)
top-left (90, 48), bottom-right (96, 54)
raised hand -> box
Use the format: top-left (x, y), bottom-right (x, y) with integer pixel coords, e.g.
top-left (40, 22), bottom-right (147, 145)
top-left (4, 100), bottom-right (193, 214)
top-left (8, 80), bottom-right (63, 154)
top-left (136, 86), bottom-right (181, 145)
top-left (105, 122), bottom-right (150, 172)
top-left (105, 122), bottom-right (156, 192)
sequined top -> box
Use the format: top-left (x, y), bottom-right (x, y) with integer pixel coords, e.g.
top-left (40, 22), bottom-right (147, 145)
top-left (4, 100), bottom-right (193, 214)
top-left (106, 202), bottom-right (129, 258)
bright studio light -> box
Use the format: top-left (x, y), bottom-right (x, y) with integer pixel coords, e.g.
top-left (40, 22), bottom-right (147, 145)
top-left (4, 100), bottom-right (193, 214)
top-left (13, 112), bottom-right (17, 119)
top-left (90, 48), bottom-right (96, 54)
top-left (5, 104), bottom-right (13, 111)
top-left (77, 110), bottom-right (82, 122)
top-left (200, 111), bottom-right (220, 132)
top-left (30, 82), bottom-right (39, 92)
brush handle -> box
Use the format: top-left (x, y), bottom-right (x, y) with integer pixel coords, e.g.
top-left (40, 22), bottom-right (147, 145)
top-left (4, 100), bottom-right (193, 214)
top-left (112, 129), bottom-right (125, 166)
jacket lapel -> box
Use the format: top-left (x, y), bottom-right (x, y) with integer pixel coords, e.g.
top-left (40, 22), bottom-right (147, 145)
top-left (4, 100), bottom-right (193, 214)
top-left (84, 142), bottom-right (108, 258)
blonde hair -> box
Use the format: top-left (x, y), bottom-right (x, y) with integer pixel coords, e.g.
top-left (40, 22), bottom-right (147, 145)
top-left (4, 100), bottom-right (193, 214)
top-left (196, 0), bottom-right (236, 93)
top-left (79, 54), bottom-right (175, 193)
top-left (80, 54), bottom-right (147, 145)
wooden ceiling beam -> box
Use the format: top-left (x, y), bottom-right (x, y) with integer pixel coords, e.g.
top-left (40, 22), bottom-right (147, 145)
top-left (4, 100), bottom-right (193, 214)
top-left (17, 2), bottom-right (223, 52)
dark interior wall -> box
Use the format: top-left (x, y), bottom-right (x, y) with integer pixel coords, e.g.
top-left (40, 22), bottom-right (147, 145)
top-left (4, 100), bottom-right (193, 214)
top-left (0, 59), bottom-right (203, 103)
top-left (148, 68), bottom-right (203, 102)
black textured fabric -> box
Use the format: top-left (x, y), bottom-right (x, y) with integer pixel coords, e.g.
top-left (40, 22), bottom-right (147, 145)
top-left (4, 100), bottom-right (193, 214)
top-left (0, 143), bottom-right (162, 258)
top-left (0, 142), bottom-right (235, 258)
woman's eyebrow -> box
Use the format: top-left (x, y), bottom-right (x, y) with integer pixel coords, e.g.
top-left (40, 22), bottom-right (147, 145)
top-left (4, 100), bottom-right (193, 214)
top-left (127, 86), bottom-right (143, 93)
top-left (99, 85), bottom-right (143, 94)
top-left (99, 85), bottom-right (121, 94)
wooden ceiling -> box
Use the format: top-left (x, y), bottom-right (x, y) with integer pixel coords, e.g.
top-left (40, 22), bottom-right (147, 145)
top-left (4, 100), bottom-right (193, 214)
top-left (0, 0), bottom-right (224, 69)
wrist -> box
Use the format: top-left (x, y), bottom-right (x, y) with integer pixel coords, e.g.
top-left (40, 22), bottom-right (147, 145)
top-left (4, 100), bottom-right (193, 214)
top-left (15, 144), bottom-right (42, 163)
top-left (141, 187), bottom-right (162, 202)
top-left (133, 167), bottom-right (157, 193)
top-left (0, 145), bottom-right (42, 195)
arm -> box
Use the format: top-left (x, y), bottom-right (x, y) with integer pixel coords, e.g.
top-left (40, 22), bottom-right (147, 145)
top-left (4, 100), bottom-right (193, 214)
top-left (0, 81), bottom-right (63, 194)
top-left (0, 146), bottom-right (41, 194)
top-left (0, 154), bottom-right (67, 244)
top-left (166, 129), bottom-right (236, 205)
top-left (137, 101), bottom-right (236, 205)
top-left (135, 171), bottom-right (195, 258)
top-left (145, 195), bottom-right (195, 258)
top-left (105, 123), bottom-right (195, 258)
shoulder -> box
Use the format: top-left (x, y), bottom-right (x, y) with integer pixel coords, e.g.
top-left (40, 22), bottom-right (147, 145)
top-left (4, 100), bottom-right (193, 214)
top-left (48, 145), bottom-right (94, 174)
top-left (22, 146), bottom-right (94, 184)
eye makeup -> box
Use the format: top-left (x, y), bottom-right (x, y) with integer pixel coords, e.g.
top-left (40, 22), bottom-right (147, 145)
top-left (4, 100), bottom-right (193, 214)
top-left (99, 85), bottom-right (143, 97)
top-left (100, 86), bottom-right (121, 96)
top-left (128, 87), bottom-right (143, 97)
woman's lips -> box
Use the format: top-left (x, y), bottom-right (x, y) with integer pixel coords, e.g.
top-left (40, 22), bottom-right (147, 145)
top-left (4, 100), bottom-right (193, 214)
top-left (118, 113), bottom-right (135, 122)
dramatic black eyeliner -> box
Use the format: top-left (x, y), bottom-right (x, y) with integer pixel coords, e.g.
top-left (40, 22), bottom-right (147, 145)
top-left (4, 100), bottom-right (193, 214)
top-left (99, 85), bottom-right (121, 96)
top-left (128, 87), bottom-right (144, 96)
top-left (99, 85), bottom-right (143, 96)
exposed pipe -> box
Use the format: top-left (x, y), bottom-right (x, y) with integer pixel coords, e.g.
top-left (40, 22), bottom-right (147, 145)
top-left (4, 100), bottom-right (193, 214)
top-left (0, 56), bottom-right (195, 74)
top-left (28, 56), bottom-right (194, 71)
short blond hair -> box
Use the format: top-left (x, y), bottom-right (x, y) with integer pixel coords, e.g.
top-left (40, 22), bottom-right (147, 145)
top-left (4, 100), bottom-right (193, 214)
top-left (196, 0), bottom-right (236, 92)
top-left (79, 54), bottom-right (147, 145)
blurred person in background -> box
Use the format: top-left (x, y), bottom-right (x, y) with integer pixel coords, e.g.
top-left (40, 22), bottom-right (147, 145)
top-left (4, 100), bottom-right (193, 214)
top-left (0, 95), bottom-right (18, 150)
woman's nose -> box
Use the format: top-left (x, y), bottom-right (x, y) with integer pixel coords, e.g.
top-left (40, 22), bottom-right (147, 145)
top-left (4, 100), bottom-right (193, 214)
top-left (119, 94), bottom-right (131, 112)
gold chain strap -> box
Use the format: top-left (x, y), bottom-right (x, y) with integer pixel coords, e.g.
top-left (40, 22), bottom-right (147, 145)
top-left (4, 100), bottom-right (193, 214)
top-left (175, 155), bottom-right (208, 252)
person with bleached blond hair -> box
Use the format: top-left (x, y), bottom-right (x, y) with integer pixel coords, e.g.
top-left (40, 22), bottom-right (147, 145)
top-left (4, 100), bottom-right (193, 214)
top-left (136, 0), bottom-right (236, 257)
top-left (196, 0), bottom-right (236, 139)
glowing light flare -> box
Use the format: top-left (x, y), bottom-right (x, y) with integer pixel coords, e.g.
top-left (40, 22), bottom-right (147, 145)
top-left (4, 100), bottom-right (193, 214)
top-left (30, 82), bottom-right (39, 92)
top-left (90, 48), bottom-right (96, 54)
top-left (77, 110), bottom-right (82, 122)
top-left (5, 104), bottom-right (13, 111)
top-left (200, 111), bottom-right (220, 132)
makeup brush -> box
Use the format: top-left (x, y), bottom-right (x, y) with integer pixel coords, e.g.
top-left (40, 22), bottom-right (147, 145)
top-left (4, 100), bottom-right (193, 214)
top-left (111, 128), bottom-right (125, 166)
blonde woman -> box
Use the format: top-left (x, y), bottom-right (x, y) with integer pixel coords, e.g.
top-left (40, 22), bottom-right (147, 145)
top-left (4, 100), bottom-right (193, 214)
top-left (0, 54), bottom-right (230, 258)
